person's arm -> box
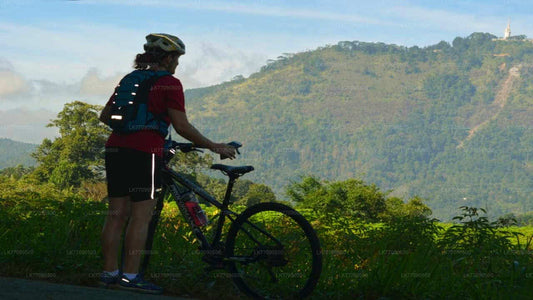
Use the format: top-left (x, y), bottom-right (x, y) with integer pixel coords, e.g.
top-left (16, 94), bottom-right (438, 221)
top-left (99, 93), bottom-right (116, 126)
top-left (168, 108), bottom-right (236, 159)
top-left (169, 108), bottom-right (213, 148)
top-left (99, 103), bottom-right (112, 126)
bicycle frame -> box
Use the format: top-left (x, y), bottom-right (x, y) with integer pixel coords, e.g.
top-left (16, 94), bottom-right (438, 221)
top-left (138, 165), bottom-right (239, 276)
top-left (138, 142), bottom-right (285, 278)
top-left (160, 165), bottom-right (240, 251)
top-left (130, 141), bottom-right (322, 298)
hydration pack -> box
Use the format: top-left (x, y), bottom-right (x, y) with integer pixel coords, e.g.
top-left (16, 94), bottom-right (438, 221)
top-left (109, 70), bottom-right (171, 137)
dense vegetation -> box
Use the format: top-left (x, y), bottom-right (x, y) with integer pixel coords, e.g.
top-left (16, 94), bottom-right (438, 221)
top-left (184, 32), bottom-right (533, 220)
top-left (0, 179), bottom-right (532, 299)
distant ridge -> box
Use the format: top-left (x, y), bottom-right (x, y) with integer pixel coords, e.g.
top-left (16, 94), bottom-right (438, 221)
top-left (0, 138), bottom-right (37, 169)
top-left (184, 32), bottom-right (533, 220)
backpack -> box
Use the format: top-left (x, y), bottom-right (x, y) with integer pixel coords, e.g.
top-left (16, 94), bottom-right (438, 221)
top-left (109, 70), bottom-right (172, 137)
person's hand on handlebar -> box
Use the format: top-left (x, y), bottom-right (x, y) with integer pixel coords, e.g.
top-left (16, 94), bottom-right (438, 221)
top-left (209, 143), bottom-right (237, 160)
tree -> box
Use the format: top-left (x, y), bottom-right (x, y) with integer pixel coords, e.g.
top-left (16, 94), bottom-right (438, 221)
top-left (31, 101), bottom-right (110, 188)
top-left (0, 165), bottom-right (34, 180)
top-left (340, 179), bottom-right (387, 221)
top-left (382, 196), bottom-right (405, 218)
top-left (431, 40), bottom-right (451, 51)
top-left (231, 179), bottom-right (254, 202)
top-left (286, 176), bottom-right (387, 222)
top-left (466, 32), bottom-right (497, 44)
top-left (168, 150), bottom-right (214, 177)
top-left (452, 37), bottom-right (467, 50)
top-left (380, 196), bottom-right (433, 220)
top-left (286, 176), bottom-right (323, 204)
top-left (404, 196), bottom-right (432, 217)
top-left (240, 184), bottom-right (276, 207)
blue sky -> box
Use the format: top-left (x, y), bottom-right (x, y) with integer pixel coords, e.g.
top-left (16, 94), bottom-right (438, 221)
top-left (0, 0), bottom-right (532, 142)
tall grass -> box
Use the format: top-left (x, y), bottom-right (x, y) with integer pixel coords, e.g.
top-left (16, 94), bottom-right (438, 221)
top-left (307, 206), bottom-right (533, 299)
top-left (1, 183), bottom-right (532, 299)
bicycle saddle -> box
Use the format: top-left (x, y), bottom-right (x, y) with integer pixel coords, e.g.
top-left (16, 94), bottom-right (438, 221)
top-left (210, 164), bottom-right (254, 178)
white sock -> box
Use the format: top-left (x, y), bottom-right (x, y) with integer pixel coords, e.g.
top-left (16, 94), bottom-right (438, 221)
top-left (103, 269), bottom-right (119, 276)
top-left (123, 273), bottom-right (138, 280)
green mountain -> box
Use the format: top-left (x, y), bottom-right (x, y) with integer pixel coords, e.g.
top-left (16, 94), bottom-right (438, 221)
top-left (0, 138), bottom-right (37, 169)
top-left (184, 32), bottom-right (533, 220)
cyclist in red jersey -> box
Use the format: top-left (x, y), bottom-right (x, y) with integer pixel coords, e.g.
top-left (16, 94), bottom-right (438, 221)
top-left (98, 33), bottom-right (236, 294)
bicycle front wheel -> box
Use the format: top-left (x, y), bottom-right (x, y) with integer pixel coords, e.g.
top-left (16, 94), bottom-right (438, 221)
top-left (225, 202), bottom-right (322, 299)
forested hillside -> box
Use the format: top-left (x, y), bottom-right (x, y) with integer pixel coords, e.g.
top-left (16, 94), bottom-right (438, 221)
top-left (0, 138), bottom-right (36, 169)
top-left (184, 32), bottom-right (533, 220)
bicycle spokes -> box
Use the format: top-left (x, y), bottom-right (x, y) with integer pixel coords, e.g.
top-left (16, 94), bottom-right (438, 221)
top-left (229, 208), bottom-right (317, 298)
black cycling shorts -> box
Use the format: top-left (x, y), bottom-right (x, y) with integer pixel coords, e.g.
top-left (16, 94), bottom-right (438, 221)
top-left (105, 147), bottom-right (163, 202)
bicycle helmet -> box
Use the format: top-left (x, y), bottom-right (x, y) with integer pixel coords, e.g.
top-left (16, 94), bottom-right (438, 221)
top-left (144, 33), bottom-right (185, 55)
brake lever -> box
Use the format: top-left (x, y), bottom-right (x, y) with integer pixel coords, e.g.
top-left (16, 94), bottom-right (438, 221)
top-left (220, 141), bottom-right (241, 160)
top-left (228, 141), bottom-right (242, 155)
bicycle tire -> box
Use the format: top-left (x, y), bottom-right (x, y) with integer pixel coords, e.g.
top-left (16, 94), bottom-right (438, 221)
top-left (225, 202), bottom-right (322, 299)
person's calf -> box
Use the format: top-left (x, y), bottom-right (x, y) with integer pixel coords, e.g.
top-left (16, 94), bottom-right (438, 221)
top-left (122, 216), bottom-right (151, 273)
top-left (121, 198), bottom-right (156, 274)
top-left (101, 214), bottom-right (129, 271)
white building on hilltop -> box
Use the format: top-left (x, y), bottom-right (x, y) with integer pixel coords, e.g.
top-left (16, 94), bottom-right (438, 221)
top-left (504, 20), bottom-right (511, 40)
top-left (491, 19), bottom-right (533, 43)
top-left (492, 19), bottom-right (533, 42)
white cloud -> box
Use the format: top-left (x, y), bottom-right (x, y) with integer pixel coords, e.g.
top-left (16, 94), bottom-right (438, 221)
top-left (0, 70), bottom-right (29, 97)
top-left (0, 108), bottom-right (58, 144)
top-left (0, 58), bottom-right (29, 97)
top-left (179, 41), bottom-right (267, 88)
top-left (0, 40), bottom-right (266, 142)
top-left (0, 57), bottom-right (101, 111)
top-left (79, 69), bottom-right (122, 96)
top-left (0, 20), bottom-right (268, 89)
top-left (0, 58), bottom-right (14, 71)
top-left (0, 22), bottom-right (140, 83)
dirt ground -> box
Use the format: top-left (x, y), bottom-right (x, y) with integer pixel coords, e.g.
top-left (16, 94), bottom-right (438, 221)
top-left (0, 276), bottom-right (194, 300)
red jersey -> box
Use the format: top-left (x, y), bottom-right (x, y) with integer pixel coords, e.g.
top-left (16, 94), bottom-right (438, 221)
top-left (105, 73), bottom-right (185, 157)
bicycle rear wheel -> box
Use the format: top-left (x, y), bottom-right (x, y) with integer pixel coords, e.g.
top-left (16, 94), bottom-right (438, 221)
top-left (225, 202), bottom-right (322, 299)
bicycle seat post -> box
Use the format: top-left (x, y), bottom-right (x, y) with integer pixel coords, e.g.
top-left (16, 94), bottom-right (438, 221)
top-left (209, 175), bottom-right (238, 250)
top-left (210, 165), bottom-right (254, 207)
top-left (221, 176), bottom-right (237, 208)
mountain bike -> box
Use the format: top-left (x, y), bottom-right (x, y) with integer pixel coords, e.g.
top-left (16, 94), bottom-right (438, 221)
top-left (137, 139), bottom-right (323, 299)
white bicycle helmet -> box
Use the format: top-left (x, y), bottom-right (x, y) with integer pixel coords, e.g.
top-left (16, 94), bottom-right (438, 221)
top-left (144, 33), bottom-right (185, 55)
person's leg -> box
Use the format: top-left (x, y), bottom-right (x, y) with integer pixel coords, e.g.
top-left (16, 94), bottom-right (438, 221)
top-left (115, 150), bottom-right (163, 294)
top-left (122, 198), bottom-right (157, 274)
top-left (101, 196), bottom-right (131, 272)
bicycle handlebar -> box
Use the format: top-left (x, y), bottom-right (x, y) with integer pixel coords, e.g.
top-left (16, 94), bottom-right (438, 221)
top-left (164, 139), bottom-right (242, 157)
top-left (226, 141), bottom-right (242, 155)
top-left (173, 142), bottom-right (203, 153)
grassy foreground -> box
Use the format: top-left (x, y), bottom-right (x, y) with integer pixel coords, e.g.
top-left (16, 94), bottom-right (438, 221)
top-left (1, 189), bottom-right (532, 299)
